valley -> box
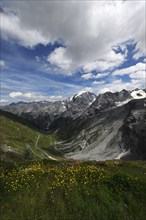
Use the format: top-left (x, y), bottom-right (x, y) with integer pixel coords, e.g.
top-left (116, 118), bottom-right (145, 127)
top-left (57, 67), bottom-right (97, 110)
top-left (1, 89), bottom-right (146, 162)
top-left (1, 1), bottom-right (145, 219)
top-left (0, 89), bottom-right (146, 220)
top-left (0, 110), bottom-right (61, 163)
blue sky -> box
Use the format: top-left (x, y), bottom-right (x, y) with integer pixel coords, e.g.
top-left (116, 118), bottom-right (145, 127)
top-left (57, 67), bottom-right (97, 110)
top-left (0, 1), bottom-right (145, 104)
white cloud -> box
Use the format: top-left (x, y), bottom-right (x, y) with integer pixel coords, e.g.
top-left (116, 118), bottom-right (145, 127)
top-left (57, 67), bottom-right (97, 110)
top-left (95, 73), bottom-right (109, 79)
top-left (81, 72), bottom-right (109, 80)
top-left (0, 99), bottom-right (8, 104)
top-left (130, 70), bottom-right (145, 79)
top-left (9, 92), bottom-right (63, 102)
top-left (9, 92), bottom-right (23, 98)
top-left (98, 50), bottom-right (125, 71)
top-left (0, 60), bottom-right (6, 68)
top-left (112, 62), bottom-right (145, 76)
top-left (47, 47), bottom-right (72, 72)
top-left (96, 78), bottom-right (144, 95)
top-left (83, 49), bottom-right (125, 73)
top-left (1, 13), bottom-right (48, 47)
top-left (92, 80), bottom-right (105, 85)
top-left (81, 73), bottom-right (94, 80)
top-left (78, 87), bottom-right (94, 94)
top-left (1, 1), bottom-right (145, 71)
top-left (83, 61), bottom-right (98, 73)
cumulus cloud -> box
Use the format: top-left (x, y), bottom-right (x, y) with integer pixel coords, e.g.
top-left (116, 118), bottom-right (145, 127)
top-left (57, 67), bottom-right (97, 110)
top-left (1, 0), bottom-right (145, 72)
top-left (9, 92), bottom-right (63, 102)
top-left (112, 62), bottom-right (146, 83)
top-left (1, 12), bottom-right (48, 47)
top-left (81, 73), bottom-right (94, 80)
top-left (83, 50), bottom-right (126, 73)
top-left (9, 92), bottom-right (22, 98)
top-left (130, 70), bottom-right (145, 79)
top-left (95, 73), bottom-right (109, 79)
top-left (47, 47), bottom-right (72, 73)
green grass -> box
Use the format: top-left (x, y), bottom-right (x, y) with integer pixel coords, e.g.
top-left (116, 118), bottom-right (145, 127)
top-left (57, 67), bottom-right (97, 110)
top-left (0, 160), bottom-right (146, 220)
top-left (1, 111), bottom-right (146, 219)
top-left (0, 111), bottom-right (60, 162)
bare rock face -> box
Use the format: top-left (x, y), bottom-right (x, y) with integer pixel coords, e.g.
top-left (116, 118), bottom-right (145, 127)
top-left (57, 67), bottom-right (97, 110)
top-left (1, 101), bottom-right (67, 130)
top-left (85, 90), bottom-right (132, 116)
top-left (55, 98), bottom-right (146, 161)
top-left (2, 92), bottom-right (97, 130)
top-left (2, 89), bottom-right (144, 131)
top-left (64, 92), bottom-right (97, 119)
top-left (119, 99), bottom-right (146, 160)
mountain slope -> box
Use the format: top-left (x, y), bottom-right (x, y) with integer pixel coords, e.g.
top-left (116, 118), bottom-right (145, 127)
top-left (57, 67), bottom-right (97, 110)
top-left (55, 98), bottom-right (146, 160)
top-left (2, 92), bottom-right (97, 130)
top-left (1, 101), bottom-right (67, 130)
top-left (1, 89), bottom-right (146, 161)
top-left (0, 110), bottom-right (61, 163)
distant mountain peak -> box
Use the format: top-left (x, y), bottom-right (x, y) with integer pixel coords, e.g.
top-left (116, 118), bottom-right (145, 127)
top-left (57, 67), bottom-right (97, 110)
top-left (2, 88), bottom-right (146, 131)
top-left (74, 91), bottom-right (90, 98)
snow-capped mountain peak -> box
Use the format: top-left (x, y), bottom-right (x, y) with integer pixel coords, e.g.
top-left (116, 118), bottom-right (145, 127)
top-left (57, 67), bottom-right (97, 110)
top-left (74, 91), bottom-right (89, 98)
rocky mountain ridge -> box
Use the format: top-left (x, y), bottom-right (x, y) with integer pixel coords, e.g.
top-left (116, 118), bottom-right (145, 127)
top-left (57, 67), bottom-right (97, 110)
top-left (1, 91), bottom-right (97, 130)
top-left (1, 88), bottom-right (146, 161)
top-left (2, 89), bottom-right (145, 131)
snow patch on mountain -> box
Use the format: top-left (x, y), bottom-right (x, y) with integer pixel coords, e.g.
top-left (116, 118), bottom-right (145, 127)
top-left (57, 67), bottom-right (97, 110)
top-left (88, 96), bottom-right (96, 106)
top-left (75, 91), bottom-right (88, 98)
top-left (69, 96), bottom-right (73, 101)
top-left (115, 149), bottom-right (131, 160)
top-left (115, 99), bottom-right (132, 107)
top-left (131, 90), bottom-right (146, 99)
top-left (115, 89), bottom-right (145, 107)
top-left (61, 101), bottom-right (67, 109)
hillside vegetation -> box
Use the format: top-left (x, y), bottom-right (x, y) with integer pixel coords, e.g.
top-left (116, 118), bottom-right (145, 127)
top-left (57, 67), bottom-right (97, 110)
top-left (0, 110), bottom-right (60, 162)
top-left (0, 110), bottom-right (146, 219)
top-left (0, 160), bottom-right (146, 220)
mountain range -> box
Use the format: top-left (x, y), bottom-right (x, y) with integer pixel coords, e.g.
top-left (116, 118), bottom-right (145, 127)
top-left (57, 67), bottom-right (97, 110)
top-left (1, 88), bottom-right (146, 162)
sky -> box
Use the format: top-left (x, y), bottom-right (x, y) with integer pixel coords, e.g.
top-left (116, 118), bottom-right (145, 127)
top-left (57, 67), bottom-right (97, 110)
top-left (0, 0), bottom-right (146, 104)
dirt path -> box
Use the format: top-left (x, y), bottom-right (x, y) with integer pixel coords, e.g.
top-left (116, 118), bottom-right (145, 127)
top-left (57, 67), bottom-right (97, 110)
top-left (35, 133), bottom-right (41, 147)
top-left (25, 143), bottom-right (43, 159)
top-left (35, 133), bottom-right (57, 161)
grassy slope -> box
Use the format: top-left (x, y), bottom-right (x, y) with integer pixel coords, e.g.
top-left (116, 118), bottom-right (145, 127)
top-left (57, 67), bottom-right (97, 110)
top-left (0, 111), bottom-right (60, 162)
top-left (0, 160), bottom-right (146, 220)
top-left (0, 111), bottom-right (146, 219)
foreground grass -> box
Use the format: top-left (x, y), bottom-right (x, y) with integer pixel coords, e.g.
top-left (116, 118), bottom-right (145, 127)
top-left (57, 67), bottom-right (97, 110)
top-left (0, 160), bottom-right (146, 220)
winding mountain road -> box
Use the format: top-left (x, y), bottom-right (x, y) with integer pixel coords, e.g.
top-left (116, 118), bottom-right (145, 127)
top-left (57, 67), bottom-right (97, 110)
top-left (35, 133), bottom-right (57, 160)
